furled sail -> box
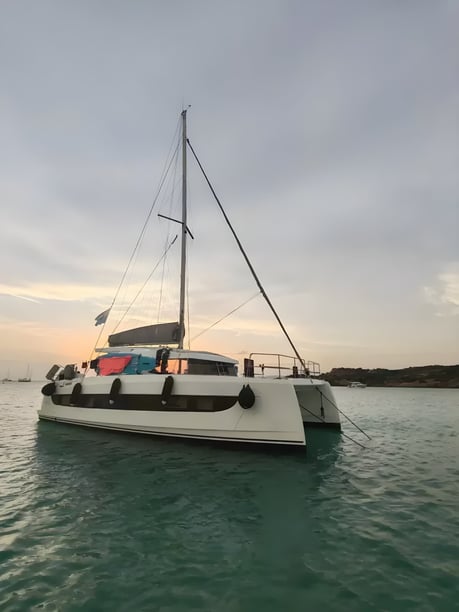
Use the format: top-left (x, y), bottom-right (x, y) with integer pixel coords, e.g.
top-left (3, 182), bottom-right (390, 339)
top-left (108, 322), bottom-right (182, 347)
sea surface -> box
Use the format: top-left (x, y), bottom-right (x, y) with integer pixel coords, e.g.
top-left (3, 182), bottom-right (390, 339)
top-left (0, 383), bottom-right (458, 611)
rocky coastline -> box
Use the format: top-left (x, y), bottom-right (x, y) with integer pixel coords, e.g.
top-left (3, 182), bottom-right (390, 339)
top-left (320, 364), bottom-right (459, 388)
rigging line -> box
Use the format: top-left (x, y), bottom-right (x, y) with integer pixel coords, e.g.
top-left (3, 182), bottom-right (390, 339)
top-left (84, 323), bottom-right (108, 376)
top-left (110, 123), bottom-right (181, 316)
top-left (157, 258), bottom-right (165, 323)
top-left (86, 124), bottom-right (181, 371)
top-left (187, 138), bottom-right (371, 444)
top-left (186, 260), bottom-right (191, 349)
top-left (191, 291), bottom-right (261, 342)
top-left (311, 385), bottom-right (372, 440)
top-left (298, 402), bottom-right (366, 449)
top-left (110, 235), bottom-right (178, 334)
top-left (158, 141), bottom-right (181, 323)
top-left (187, 138), bottom-right (306, 370)
top-left (185, 173), bottom-right (193, 349)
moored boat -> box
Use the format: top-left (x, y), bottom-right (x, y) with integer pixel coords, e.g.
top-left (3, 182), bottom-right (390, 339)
top-left (18, 364), bottom-right (32, 382)
top-left (38, 111), bottom-right (341, 447)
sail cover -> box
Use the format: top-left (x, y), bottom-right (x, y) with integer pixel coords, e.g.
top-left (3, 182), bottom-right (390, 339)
top-left (108, 322), bottom-right (182, 347)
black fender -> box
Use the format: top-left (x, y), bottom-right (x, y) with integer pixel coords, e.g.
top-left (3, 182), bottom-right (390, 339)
top-left (69, 382), bottom-right (82, 406)
top-left (41, 382), bottom-right (56, 396)
top-left (109, 378), bottom-right (122, 406)
top-left (161, 375), bottom-right (174, 406)
top-left (238, 384), bottom-right (255, 409)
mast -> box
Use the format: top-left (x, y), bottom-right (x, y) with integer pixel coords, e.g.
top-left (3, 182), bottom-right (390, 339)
top-left (178, 109), bottom-right (187, 349)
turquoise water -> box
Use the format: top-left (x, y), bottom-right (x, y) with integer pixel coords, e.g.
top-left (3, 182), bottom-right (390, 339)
top-left (1, 383), bottom-right (458, 611)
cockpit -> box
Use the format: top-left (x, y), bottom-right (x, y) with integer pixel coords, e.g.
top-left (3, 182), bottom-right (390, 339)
top-left (90, 348), bottom-right (238, 377)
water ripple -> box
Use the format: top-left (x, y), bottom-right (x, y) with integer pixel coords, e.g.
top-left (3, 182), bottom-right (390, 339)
top-left (0, 384), bottom-right (458, 611)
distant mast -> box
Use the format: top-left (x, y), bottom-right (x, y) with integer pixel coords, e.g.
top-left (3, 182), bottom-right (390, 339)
top-left (178, 109), bottom-right (187, 349)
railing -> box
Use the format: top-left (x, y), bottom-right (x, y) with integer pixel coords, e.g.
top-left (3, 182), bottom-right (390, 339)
top-left (306, 361), bottom-right (321, 377)
top-left (247, 353), bottom-right (321, 379)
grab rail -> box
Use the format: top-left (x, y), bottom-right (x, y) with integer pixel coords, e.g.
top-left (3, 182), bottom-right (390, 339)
top-left (248, 353), bottom-right (320, 379)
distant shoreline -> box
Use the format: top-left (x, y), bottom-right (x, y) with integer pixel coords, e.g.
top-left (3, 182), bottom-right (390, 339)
top-left (320, 364), bottom-right (459, 389)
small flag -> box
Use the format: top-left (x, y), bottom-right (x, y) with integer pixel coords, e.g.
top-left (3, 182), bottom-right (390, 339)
top-left (95, 308), bottom-right (110, 326)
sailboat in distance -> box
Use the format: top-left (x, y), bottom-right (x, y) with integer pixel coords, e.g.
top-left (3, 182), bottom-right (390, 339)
top-left (39, 111), bottom-right (341, 447)
top-left (18, 364), bottom-right (32, 382)
top-left (2, 370), bottom-right (13, 383)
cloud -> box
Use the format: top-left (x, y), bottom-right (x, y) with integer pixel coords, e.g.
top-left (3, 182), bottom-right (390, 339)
top-left (0, 282), bottom-right (112, 303)
top-left (423, 263), bottom-right (459, 316)
top-left (8, 293), bottom-right (41, 304)
top-left (0, 1), bottom-right (458, 369)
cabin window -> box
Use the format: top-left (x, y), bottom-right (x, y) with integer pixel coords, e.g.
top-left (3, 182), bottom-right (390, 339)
top-left (164, 359), bottom-right (185, 374)
top-left (187, 359), bottom-right (237, 376)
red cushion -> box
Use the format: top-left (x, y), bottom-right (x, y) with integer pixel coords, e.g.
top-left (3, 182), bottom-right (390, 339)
top-left (98, 356), bottom-right (132, 376)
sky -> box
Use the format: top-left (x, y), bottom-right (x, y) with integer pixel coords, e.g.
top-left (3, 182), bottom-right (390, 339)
top-left (0, 0), bottom-right (458, 379)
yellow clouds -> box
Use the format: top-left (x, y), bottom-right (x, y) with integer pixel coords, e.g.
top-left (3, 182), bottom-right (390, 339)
top-left (423, 262), bottom-right (459, 315)
top-left (0, 282), bottom-right (115, 303)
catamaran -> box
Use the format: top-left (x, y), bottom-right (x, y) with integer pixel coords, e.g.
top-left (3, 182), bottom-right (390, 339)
top-left (39, 111), bottom-right (341, 447)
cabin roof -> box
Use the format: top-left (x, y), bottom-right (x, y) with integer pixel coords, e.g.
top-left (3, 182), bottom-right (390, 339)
top-left (95, 346), bottom-right (238, 365)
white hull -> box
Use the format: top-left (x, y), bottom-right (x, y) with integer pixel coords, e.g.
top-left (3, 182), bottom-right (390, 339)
top-left (292, 379), bottom-right (341, 428)
top-left (39, 374), bottom-right (310, 446)
top-left (38, 112), bottom-right (345, 450)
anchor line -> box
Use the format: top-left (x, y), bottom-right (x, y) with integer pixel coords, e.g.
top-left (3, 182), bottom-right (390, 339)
top-left (298, 402), bottom-right (366, 450)
top-left (311, 385), bottom-right (372, 440)
top-left (339, 430), bottom-right (367, 449)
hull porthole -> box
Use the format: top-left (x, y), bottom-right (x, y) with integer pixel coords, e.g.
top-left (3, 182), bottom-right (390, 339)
top-left (161, 375), bottom-right (174, 406)
top-left (41, 382), bottom-right (56, 396)
top-left (109, 378), bottom-right (122, 406)
top-left (69, 383), bottom-right (82, 406)
top-left (238, 384), bottom-right (255, 409)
